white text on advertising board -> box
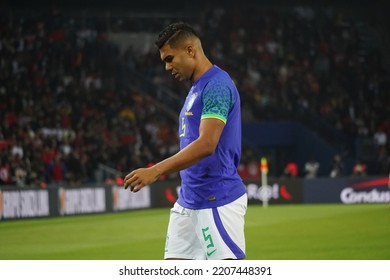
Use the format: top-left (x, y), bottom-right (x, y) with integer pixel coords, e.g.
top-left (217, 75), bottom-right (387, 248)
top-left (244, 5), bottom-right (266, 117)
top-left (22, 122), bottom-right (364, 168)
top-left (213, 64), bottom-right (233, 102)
top-left (1, 190), bottom-right (49, 219)
top-left (246, 183), bottom-right (279, 201)
top-left (341, 188), bottom-right (390, 204)
top-left (59, 188), bottom-right (106, 215)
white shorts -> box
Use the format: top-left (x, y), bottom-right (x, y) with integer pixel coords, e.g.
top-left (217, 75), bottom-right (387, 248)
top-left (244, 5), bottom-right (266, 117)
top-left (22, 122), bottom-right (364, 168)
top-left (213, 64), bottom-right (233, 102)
top-left (164, 194), bottom-right (247, 260)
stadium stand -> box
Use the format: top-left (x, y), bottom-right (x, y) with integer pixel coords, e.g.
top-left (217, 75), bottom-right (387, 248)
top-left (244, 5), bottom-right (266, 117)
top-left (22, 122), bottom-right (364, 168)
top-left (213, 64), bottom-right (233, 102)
top-left (0, 1), bottom-right (389, 186)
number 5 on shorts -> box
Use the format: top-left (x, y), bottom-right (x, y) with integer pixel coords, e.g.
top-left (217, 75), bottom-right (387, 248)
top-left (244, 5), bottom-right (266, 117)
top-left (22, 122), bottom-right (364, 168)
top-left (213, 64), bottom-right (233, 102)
top-left (202, 227), bottom-right (217, 257)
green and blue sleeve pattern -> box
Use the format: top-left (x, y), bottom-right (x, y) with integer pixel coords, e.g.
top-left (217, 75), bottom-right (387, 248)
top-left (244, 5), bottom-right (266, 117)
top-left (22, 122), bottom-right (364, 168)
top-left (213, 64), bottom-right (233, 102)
top-left (201, 81), bottom-right (234, 123)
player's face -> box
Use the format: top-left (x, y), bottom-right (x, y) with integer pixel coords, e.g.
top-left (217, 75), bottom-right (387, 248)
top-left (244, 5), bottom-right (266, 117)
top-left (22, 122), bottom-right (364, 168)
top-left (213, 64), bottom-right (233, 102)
top-left (159, 43), bottom-right (195, 82)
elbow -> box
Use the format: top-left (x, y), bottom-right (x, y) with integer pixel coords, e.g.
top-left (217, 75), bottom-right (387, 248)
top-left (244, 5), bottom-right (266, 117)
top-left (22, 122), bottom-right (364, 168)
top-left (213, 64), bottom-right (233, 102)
top-left (203, 149), bottom-right (214, 157)
top-left (202, 142), bottom-right (217, 157)
top-left (195, 136), bottom-right (219, 158)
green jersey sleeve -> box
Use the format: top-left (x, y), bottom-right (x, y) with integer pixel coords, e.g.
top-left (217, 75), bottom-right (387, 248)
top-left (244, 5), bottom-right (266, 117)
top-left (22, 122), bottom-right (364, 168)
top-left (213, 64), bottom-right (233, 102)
top-left (201, 81), bottom-right (234, 123)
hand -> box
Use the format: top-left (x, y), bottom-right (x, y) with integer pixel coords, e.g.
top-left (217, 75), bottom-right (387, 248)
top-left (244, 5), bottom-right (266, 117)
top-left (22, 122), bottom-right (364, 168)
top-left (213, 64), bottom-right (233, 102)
top-left (123, 166), bottom-right (159, 192)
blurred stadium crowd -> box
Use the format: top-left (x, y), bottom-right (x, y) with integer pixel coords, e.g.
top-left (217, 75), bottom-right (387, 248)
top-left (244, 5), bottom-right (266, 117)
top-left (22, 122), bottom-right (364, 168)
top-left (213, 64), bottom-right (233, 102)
top-left (0, 2), bottom-right (389, 187)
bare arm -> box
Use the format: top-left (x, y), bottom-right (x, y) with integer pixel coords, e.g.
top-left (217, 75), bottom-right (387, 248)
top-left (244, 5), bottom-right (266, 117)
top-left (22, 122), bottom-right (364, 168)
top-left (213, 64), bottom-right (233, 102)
top-left (123, 118), bottom-right (225, 192)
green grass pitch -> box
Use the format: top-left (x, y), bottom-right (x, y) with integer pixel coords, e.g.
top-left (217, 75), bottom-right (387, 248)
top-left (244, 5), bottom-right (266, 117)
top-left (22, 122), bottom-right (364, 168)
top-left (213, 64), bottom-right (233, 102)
top-left (0, 204), bottom-right (389, 260)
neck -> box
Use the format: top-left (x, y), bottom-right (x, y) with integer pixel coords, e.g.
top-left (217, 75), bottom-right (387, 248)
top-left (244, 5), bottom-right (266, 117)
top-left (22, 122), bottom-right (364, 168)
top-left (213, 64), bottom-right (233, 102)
top-left (191, 58), bottom-right (213, 83)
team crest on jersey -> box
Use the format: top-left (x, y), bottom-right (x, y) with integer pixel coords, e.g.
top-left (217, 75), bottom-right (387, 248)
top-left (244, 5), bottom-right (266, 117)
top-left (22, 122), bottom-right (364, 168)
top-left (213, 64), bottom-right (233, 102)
top-left (186, 92), bottom-right (198, 112)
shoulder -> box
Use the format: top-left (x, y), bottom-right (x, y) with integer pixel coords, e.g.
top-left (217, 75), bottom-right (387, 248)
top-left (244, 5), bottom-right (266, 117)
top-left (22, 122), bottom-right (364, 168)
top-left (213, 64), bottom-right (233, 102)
top-left (204, 69), bottom-right (235, 95)
top-left (210, 66), bottom-right (234, 85)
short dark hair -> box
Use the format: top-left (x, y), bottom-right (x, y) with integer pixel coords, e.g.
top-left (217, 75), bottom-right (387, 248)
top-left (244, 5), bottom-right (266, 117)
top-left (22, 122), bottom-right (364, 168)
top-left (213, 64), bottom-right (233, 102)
top-left (155, 22), bottom-right (199, 49)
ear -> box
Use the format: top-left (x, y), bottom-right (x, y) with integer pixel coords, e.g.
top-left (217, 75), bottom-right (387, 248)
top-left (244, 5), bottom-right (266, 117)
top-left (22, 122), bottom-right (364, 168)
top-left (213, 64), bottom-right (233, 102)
top-left (186, 45), bottom-right (195, 57)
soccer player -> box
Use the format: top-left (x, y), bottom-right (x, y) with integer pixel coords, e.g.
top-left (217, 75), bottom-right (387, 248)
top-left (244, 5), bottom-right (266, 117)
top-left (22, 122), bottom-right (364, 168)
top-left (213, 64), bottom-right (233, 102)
top-left (123, 22), bottom-right (247, 260)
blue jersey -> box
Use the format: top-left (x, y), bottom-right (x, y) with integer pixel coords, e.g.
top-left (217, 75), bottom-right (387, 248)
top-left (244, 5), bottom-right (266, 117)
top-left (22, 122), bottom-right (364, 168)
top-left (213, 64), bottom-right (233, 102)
top-left (177, 65), bottom-right (246, 209)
